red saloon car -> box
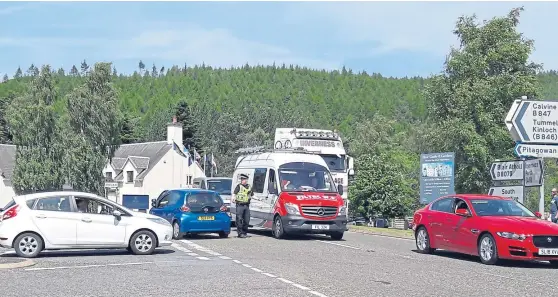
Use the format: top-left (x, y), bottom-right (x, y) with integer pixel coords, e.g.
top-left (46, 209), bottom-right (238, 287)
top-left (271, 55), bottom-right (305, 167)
top-left (412, 194), bottom-right (558, 266)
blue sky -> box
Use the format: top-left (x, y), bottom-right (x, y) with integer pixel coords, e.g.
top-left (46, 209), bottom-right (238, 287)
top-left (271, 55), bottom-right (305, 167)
top-left (1, 1), bottom-right (557, 79)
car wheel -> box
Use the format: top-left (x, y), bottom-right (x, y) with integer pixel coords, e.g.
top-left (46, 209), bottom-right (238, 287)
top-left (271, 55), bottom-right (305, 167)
top-left (172, 221), bottom-right (183, 240)
top-left (14, 232), bottom-right (43, 258)
top-left (415, 227), bottom-right (435, 254)
top-left (129, 230), bottom-right (157, 256)
top-left (478, 233), bottom-right (498, 265)
top-left (272, 215), bottom-right (286, 239)
top-left (219, 231), bottom-right (229, 238)
top-left (330, 232), bottom-right (344, 240)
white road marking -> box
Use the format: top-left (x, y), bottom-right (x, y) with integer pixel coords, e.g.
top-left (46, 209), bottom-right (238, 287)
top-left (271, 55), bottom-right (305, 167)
top-left (348, 231), bottom-right (414, 241)
top-left (219, 256), bottom-right (232, 260)
top-left (291, 283), bottom-right (310, 290)
top-left (251, 267), bottom-right (263, 272)
top-left (277, 278), bottom-right (294, 284)
top-left (24, 261), bottom-right (175, 271)
top-left (197, 257), bottom-right (210, 261)
top-left (315, 240), bottom-right (361, 250)
top-left (262, 272), bottom-right (277, 278)
top-left (233, 260), bottom-right (242, 264)
top-left (242, 264), bottom-right (252, 268)
top-left (187, 253), bottom-right (199, 256)
top-left (171, 243), bottom-right (193, 253)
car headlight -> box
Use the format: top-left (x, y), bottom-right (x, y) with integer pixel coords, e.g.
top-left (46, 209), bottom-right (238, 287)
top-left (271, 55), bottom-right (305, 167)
top-left (338, 206), bottom-right (347, 215)
top-left (284, 203), bottom-right (300, 215)
top-left (496, 231), bottom-right (526, 241)
top-left (148, 218), bottom-right (171, 226)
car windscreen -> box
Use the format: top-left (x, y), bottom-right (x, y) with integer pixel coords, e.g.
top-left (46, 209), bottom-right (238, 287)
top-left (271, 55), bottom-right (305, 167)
top-left (278, 162), bottom-right (336, 193)
top-left (470, 199), bottom-right (535, 217)
top-left (207, 179), bottom-right (232, 195)
top-left (186, 192), bottom-right (223, 211)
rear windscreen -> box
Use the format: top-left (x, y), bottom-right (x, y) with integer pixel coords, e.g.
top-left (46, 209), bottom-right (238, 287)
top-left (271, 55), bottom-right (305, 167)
top-left (186, 193), bottom-right (223, 211)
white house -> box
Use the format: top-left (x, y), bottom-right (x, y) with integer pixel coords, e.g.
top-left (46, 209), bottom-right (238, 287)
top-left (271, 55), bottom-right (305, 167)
top-left (0, 119), bottom-right (206, 210)
top-left (0, 144), bottom-right (16, 207)
top-left (103, 119), bottom-right (205, 211)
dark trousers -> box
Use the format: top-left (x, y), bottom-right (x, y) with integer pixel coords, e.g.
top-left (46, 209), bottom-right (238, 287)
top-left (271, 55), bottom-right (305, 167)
top-left (236, 204), bottom-right (250, 235)
top-left (552, 216), bottom-right (558, 223)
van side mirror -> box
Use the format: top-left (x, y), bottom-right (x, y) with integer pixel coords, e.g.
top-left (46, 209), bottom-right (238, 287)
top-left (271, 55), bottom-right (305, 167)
top-left (348, 169), bottom-right (355, 176)
top-left (151, 199), bottom-right (157, 208)
top-left (337, 184), bottom-right (344, 196)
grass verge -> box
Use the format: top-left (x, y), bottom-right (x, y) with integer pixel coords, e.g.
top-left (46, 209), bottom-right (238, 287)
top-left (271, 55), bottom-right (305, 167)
top-left (349, 225), bottom-right (415, 239)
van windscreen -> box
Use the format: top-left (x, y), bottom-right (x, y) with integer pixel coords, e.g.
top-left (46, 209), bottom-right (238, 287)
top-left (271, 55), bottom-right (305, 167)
top-left (278, 162), bottom-right (336, 193)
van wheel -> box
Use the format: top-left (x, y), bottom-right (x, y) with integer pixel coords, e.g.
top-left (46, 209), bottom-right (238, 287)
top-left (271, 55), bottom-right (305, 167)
top-left (14, 232), bottom-right (43, 258)
top-left (272, 215), bottom-right (287, 239)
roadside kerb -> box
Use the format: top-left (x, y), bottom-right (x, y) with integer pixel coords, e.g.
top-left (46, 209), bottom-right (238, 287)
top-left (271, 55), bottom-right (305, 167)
top-left (348, 226), bottom-right (415, 240)
top-left (0, 257), bottom-right (35, 269)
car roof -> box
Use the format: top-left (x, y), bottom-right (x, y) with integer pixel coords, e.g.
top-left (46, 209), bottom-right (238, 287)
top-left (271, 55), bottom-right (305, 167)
top-left (15, 191), bottom-right (101, 201)
top-left (170, 189), bottom-right (218, 194)
top-left (433, 194), bottom-right (512, 203)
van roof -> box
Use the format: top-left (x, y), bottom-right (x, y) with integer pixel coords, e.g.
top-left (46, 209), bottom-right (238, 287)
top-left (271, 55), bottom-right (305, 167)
top-left (236, 152), bottom-right (329, 169)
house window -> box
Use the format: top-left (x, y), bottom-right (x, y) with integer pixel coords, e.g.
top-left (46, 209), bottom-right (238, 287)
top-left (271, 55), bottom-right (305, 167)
top-left (126, 171), bottom-right (134, 183)
top-left (105, 172), bottom-right (113, 181)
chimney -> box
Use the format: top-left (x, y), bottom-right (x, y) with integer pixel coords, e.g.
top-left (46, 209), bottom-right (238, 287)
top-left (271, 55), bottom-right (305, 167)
top-left (167, 117), bottom-right (183, 147)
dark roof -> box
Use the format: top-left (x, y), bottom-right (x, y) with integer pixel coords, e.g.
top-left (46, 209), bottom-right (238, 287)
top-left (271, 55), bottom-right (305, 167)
top-left (112, 141), bottom-right (172, 181)
top-left (0, 144), bottom-right (16, 180)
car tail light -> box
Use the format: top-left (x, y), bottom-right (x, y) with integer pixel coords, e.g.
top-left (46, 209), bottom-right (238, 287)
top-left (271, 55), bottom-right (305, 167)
top-left (180, 205), bottom-right (190, 212)
top-left (220, 205), bottom-right (228, 212)
top-left (2, 205), bottom-right (19, 221)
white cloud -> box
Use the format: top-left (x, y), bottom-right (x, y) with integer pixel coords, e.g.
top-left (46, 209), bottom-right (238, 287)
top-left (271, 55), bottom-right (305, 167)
top-left (285, 2), bottom-right (558, 70)
top-left (0, 5), bottom-right (26, 15)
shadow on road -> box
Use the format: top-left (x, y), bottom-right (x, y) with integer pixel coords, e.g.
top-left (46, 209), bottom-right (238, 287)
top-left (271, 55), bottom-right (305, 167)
top-left (0, 248), bottom-right (175, 258)
top-left (244, 229), bottom-right (346, 242)
top-left (412, 249), bottom-right (555, 269)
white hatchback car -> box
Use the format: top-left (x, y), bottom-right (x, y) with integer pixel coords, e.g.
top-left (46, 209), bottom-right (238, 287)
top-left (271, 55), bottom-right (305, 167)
top-left (0, 191), bottom-right (173, 258)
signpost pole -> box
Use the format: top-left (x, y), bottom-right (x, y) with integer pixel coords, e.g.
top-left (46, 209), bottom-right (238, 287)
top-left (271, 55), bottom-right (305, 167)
top-left (539, 157), bottom-right (545, 215)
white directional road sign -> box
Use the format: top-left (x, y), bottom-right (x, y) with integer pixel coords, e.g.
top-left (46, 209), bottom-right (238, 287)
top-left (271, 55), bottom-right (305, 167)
top-left (524, 158), bottom-right (544, 187)
top-left (505, 99), bottom-right (522, 141)
top-left (511, 100), bottom-right (558, 144)
top-left (488, 186), bottom-right (524, 203)
top-left (514, 143), bottom-right (558, 158)
top-left (490, 161), bottom-right (523, 181)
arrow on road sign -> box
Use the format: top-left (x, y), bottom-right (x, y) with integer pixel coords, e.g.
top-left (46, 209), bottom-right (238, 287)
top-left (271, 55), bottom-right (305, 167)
top-left (514, 143), bottom-right (558, 158)
top-left (488, 186), bottom-right (524, 203)
top-left (490, 160), bottom-right (523, 181)
top-left (511, 100), bottom-right (558, 144)
top-left (505, 99), bottom-right (522, 141)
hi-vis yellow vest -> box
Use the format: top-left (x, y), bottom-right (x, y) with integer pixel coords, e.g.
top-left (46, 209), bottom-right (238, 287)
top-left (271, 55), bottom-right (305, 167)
top-left (236, 185), bottom-right (251, 204)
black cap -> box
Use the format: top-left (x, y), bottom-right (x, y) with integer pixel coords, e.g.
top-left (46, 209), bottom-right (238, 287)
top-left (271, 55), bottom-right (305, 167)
top-left (240, 174), bottom-right (249, 179)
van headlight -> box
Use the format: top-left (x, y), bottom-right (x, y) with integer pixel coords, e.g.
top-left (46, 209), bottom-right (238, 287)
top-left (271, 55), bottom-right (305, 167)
top-left (496, 231), bottom-right (526, 241)
top-left (285, 203), bottom-right (300, 215)
top-left (339, 206), bottom-right (346, 215)
top-left (148, 218), bottom-right (171, 226)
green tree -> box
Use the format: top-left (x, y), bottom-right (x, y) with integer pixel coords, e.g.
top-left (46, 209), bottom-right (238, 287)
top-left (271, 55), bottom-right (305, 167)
top-left (14, 67), bottom-right (22, 79)
top-left (423, 7), bottom-right (540, 194)
top-left (80, 60), bottom-right (89, 75)
top-left (5, 65), bottom-right (65, 194)
top-left (70, 65), bottom-right (79, 76)
top-left (2, 74), bottom-right (7, 83)
top-left (174, 100), bottom-right (199, 150)
top-left (64, 62), bottom-right (121, 194)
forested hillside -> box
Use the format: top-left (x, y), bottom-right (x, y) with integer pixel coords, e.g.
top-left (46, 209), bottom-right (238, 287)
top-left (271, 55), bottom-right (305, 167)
top-left (1, 7), bottom-right (557, 217)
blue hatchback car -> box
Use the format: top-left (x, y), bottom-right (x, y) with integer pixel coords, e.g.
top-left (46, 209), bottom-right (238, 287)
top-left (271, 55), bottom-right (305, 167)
top-left (149, 189), bottom-right (231, 239)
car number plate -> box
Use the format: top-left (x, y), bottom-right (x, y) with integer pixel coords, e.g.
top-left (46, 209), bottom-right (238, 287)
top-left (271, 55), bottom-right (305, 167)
top-left (539, 248), bottom-right (558, 256)
top-left (311, 225), bottom-right (330, 230)
top-left (198, 216), bottom-right (215, 221)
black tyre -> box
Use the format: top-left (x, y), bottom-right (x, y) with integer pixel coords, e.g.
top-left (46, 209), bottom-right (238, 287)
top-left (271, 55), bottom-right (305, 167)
top-left (272, 215), bottom-right (287, 239)
top-left (415, 227), bottom-right (435, 254)
top-left (219, 231), bottom-right (229, 238)
top-left (330, 232), bottom-right (344, 240)
top-left (129, 230), bottom-right (157, 256)
top-left (478, 233), bottom-right (498, 265)
top-left (172, 221), bottom-right (184, 240)
top-left (14, 232), bottom-right (43, 258)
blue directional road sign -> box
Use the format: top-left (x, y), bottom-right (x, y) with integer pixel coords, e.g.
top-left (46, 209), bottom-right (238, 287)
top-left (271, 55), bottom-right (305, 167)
top-left (514, 143), bottom-right (558, 159)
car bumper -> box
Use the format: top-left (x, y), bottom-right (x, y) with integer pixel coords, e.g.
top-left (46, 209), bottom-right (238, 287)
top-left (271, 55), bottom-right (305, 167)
top-left (0, 220), bottom-right (21, 248)
top-left (497, 237), bottom-right (558, 261)
top-left (180, 215), bottom-right (231, 233)
top-left (281, 214), bottom-right (348, 234)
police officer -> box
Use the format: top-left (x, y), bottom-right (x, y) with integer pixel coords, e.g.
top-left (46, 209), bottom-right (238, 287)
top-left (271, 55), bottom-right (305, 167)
top-left (551, 188), bottom-right (558, 223)
top-left (232, 174), bottom-right (253, 238)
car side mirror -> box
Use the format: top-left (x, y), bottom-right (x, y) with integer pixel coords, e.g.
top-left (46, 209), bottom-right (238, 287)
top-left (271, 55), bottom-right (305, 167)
top-left (112, 210), bottom-right (122, 217)
top-left (151, 199), bottom-right (157, 208)
top-left (455, 208), bottom-right (471, 217)
top-left (535, 211), bottom-right (542, 219)
top-left (337, 184), bottom-right (344, 196)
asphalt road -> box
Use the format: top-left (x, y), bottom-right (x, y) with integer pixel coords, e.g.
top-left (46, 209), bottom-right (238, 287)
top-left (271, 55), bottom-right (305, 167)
top-left (0, 229), bottom-right (557, 297)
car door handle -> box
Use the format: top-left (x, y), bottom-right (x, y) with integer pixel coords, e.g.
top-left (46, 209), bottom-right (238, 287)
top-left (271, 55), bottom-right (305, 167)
top-left (82, 218), bottom-right (92, 223)
top-left (35, 214), bottom-right (46, 219)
